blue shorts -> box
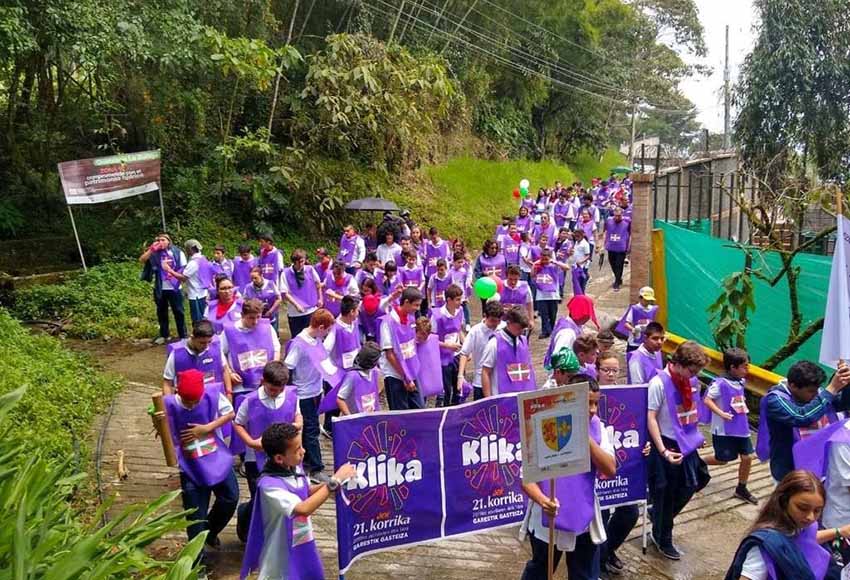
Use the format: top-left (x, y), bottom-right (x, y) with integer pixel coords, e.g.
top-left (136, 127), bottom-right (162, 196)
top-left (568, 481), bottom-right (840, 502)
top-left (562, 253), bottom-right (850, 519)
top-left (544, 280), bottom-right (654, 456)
top-left (712, 434), bottom-right (754, 462)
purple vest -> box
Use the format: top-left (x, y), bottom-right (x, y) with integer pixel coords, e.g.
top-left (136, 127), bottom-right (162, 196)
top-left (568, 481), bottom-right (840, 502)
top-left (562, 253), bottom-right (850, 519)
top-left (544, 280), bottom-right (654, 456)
top-left (242, 279), bottom-right (279, 317)
top-left (478, 253), bottom-right (506, 279)
top-left (400, 265), bottom-right (424, 289)
top-left (555, 241), bottom-right (572, 285)
top-left (232, 256), bottom-right (257, 290)
top-left (416, 334), bottom-right (444, 398)
top-left (328, 320), bottom-right (362, 370)
top-left (204, 298), bottom-right (244, 334)
top-left (594, 189), bottom-right (609, 207)
top-left (156, 248), bottom-right (182, 288)
top-left (501, 237), bottom-right (521, 265)
top-left (515, 216), bottom-right (531, 233)
top-left (165, 392), bottom-right (233, 487)
top-left (533, 264), bottom-right (560, 293)
top-left (433, 308), bottom-right (464, 366)
top-left (425, 240), bottom-right (450, 277)
top-left (338, 233), bottom-right (360, 265)
top-left (355, 267), bottom-right (378, 287)
top-left (582, 363), bottom-right (598, 381)
top-left (375, 271), bottom-right (402, 306)
top-left (615, 303), bottom-right (659, 342)
top-left (534, 224), bottom-right (556, 247)
top-left (626, 349), bottom-right (663, 384)
top-left (292, 334), bottom-right (345, 388)
top-left (658, 370), bottom-right (705, 455)
top-left (605, 218), bottom-right (631, 252)
top-left (211, 257), bottom-right (234, 278)
top-left (170, 337), bottom-right (224, 385)
top-left (540, 415), bottom-right (602, 533)
top-left (224, 320), bottom-right (275, 390)
top-left (521, 198), bottom-right (535, 211)
top-left (494, 332), bottom-right (536, 394)
top-left (241, 386), bottom-right (298, 469)
top-left (284, 266), bottom-right (319, 310)
top-left (358, 306), bottom-right (382, 339)
top-left (714, 377), bottom-right (751, 437)
top-left (241, 473), bottom-right (324, 580)
top-left (450, 267), bottom-right (470, 298)
top-left (501, 281), bottom-right (530, 307)
top-left (322, 271), bottom-right (352, 318)
top-left (258, 248), bottom-right (283, 283)
top-left (756, 386), bottom-right (839, 461)
top-left (544, 317), bottom-right (582, 367)
top-left (578, 219), bottom-right (595, 241)
top-left (793, 417), bottom-right (850, 481)
top-left (762, 523), bottom-right (830, 580)
top-left (495, 224), bottom-right (509, 243)
top-left (429, 274), bottom-right (453, 309)
top-left (387, 313), bottom-right (419, 382)
top-left (553, 202), bottom-right (571, 227)
top-left (320, 369), bottom-right (381, 415)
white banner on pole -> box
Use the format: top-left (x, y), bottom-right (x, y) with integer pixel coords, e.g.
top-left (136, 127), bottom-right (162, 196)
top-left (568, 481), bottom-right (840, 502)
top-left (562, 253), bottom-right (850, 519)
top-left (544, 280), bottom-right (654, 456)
top-left (819, 215), bottom-right (850, 369)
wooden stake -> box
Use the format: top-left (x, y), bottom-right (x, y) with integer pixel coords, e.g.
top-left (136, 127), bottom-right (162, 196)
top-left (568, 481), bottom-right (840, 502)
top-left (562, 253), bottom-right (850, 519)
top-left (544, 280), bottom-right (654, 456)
top-left (547, 478), bottom-right (556, 580)
top-left (152, 392), bottom-right (178, 467)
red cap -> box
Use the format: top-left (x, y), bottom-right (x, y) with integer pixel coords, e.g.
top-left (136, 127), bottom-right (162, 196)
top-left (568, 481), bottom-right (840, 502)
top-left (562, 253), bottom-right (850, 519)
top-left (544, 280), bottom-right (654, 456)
top-left (177, 369), bottom-right (205, 402)
top-left (567, 295), bottom-right (599, 329)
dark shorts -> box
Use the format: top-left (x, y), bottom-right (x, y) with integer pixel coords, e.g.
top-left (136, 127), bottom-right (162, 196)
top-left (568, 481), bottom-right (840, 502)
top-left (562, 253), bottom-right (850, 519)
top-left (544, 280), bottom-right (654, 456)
top-left (712, 434), bottom-right (754, 462)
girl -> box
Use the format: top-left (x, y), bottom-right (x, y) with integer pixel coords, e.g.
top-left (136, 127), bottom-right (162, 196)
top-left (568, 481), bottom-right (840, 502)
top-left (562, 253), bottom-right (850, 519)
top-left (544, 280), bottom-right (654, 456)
top-left (375, 260), bottom-right (403, 309)
top-left (475, 239), bottom-right (507, 281)
top-left (204, 274), bottom-right (243, 334)
top-left (242, 266), bottom-right (282, 333)
top-left (357, 279), bottom-right (384, 343)
top-left (578, 208), bottom-right (597, 257)
top-left (534, 213), bottom-right (557, 248)
top-left (554, 227), bottom-right (574, 297)
top-left (449, 251), bottom-right (472, 328)
top-left (726, 470), bottom-right (845, 580)
top-left (410, 226), bottom-right (425, 259)
top-left (515, 205), bottom-right (532, 234)
top-left (322, 261), bottom-right (358, 319)
top-left (376, 230), bottom-right (402, 267)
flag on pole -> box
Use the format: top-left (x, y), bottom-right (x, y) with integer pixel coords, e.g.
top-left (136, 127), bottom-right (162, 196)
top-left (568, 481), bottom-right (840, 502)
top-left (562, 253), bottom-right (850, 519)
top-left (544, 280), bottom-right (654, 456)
top-left (819, 215), bottom-right (850, 369)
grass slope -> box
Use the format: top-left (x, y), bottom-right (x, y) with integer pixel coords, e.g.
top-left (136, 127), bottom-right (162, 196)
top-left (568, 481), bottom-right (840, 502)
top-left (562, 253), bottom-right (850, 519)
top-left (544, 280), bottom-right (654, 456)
top-left (567, 148), bottom-right (629, 184)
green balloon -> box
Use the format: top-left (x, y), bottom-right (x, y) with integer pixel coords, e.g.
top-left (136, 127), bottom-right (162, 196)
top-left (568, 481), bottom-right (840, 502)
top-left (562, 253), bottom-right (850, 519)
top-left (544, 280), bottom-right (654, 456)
top-left (520, 187), bottom-right (529, 197)
top-left (474, 276), bottom-right (498, 300)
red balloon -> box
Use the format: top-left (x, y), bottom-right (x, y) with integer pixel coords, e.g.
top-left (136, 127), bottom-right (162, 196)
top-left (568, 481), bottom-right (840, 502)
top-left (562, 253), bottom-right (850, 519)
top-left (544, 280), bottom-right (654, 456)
top-left (363, 294), bottom-right (381, 315)
top-left (512, 188), bottom-right (521, 199)
top-left (489, 275), bottom-right (504, 294)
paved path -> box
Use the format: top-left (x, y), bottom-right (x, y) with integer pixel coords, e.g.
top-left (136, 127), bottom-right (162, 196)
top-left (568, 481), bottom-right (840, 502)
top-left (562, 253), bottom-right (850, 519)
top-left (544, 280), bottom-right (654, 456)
top-left (92, 260), bottom-right (770, 579)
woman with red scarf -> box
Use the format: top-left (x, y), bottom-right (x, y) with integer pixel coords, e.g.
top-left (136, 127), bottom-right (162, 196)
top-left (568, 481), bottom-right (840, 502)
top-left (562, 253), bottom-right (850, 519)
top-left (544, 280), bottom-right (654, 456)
top-left (646, 341), bottom-right (711, 561)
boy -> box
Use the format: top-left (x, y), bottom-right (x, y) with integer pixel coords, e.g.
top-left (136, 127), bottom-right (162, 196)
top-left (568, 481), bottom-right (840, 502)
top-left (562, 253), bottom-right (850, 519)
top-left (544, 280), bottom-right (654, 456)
top-left (337, 342), bottom-right (383, 415)
top-left (338, 224), bottom-right (366, 272)
top-left (400, 249), bottom-right (425, 293)
top-left (520, 371), bottom-right (616, 580)
top-left (240, 423), bottom-right (356, 580)
top-left (322, 261), bottom-right (358, 319)
top-left (165, 369), bottom-right (238, 554)
top-left (501, 223), bottom-right (521, 266)
top-left (604, 207), bottom-right (631, 291)
top-left (424, 226), bottom-right (451, 280)
top-left (616, 286), bottom-right (659, 353)
top-left (570, 228), bottom-right (592, 295)
top-left (573, 334), bottom-right (599, 381)
top-left (533, 249), bottom-right (570, 339)
top-left (431, 284), bottom-right (466, 407)
top-left (232, 361), bottom-right (302, 541)
top-left (458, 301), bottom-right (503, 401)
top-left (139, 232), bottom-right (187, 343)
top-left (480, 307), bottom-right (536, 396)
top-left (163, 320), bottom-right (229, 395)
top-left (647, 341), bottom-right (711, 560)
top-left (758, 360), bottom-right (850, 482)
top-left (626, 321), bottom-right (665, 384)
top-left (428, 259), bottom-right (453, 312)
top-left (449, 251), bottom-right (472, 329)
top-left (280, 249), bottom-right (323, 339)
top-left (257, 233), bottom-right (285, 285)
top-left (596, 330), bottom-right (615, 356)
top-left (355, 252), bottom-right (381, 286)
top-left (284, 308), bottom-right (343, 483)
top-left (210, 244), bottom-right (234, 280)
top-left (161, 239), bottom-right (213, 323)
top-left (324, 295), bottom-right (362, 371)
top-left (380, 287), bottom-right (425, 410)
top-left (501, 265), bottom-right (534, 334)
top-left (702, 348), bottom-right (758, 504)
top-left (232, 244), bottom-right (257, 290)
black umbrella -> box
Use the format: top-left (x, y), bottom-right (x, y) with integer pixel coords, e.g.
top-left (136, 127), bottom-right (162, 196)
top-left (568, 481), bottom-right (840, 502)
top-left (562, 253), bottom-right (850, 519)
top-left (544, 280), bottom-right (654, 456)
top-left (344, 197), bottom-right (400, 212)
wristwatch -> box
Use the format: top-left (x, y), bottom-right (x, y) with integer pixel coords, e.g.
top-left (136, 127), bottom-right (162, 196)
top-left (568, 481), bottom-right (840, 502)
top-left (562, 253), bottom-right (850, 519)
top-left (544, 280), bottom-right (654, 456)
top-left (327, 477), bottom-right (341, 492)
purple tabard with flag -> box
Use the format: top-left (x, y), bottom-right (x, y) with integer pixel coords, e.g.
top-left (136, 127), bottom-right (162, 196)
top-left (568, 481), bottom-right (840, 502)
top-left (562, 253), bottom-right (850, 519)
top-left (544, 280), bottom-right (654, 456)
top-left (333, 394), bottom-right (525, 574)
top-left (595, 385), bottom-right (648, 508)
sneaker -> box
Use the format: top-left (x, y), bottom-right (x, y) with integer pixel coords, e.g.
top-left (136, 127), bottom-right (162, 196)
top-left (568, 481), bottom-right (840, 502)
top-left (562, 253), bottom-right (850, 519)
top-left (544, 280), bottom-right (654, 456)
top-left (310, 471), bottom-right (331, 484)
top-left (320, 425), bottom-right (333, 440)
top-left (734, 485), bottom-right (759, 505)
top-left (603, 561), bottom-right (622, 576)
top-left (153, 336), bottom-right (167, 345)
top-left (657, 543), bottom-right (681, 561)
top-left (608, 553), bottom-right (625, 571)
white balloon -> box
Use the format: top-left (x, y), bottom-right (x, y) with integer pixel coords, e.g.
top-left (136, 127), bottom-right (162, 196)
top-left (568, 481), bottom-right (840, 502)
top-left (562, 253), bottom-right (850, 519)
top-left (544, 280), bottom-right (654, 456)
top-left (519, 179), bottom-right (530, 189)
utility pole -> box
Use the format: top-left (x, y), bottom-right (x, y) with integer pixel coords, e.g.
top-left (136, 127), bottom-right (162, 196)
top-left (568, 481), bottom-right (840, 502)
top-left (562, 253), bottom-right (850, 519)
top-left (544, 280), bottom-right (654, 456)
top-left (723, 24), bottom-right (731, 149)
top-left (628, 101), bottom-right (638, 168)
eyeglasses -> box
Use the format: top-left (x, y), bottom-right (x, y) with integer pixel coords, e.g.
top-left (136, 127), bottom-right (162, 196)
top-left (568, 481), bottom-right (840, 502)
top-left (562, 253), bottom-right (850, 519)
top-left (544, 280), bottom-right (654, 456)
top-left (599, 367), bottom-right (619, 375)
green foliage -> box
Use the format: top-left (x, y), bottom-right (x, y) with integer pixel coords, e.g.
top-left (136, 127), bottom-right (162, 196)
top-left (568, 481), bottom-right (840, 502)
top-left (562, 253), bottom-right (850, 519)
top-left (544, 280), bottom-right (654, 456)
top-left (11, 263), bottom-right (156, 340)
top-left (567, 148), bottom-right (629, 185)
top-left (708, 267), bottom-right (757, 351)
top-left (0, 387), bottom-right (205, 578)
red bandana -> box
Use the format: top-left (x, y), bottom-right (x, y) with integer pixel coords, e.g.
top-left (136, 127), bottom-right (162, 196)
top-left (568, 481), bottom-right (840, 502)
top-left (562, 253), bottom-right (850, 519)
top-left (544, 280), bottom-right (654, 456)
top-left (668, 364), bottom-right (693, 410)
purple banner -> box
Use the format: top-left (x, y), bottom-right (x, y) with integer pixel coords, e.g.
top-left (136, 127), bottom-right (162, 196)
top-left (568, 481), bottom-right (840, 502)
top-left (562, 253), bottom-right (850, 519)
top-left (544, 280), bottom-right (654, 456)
top-left (595, 384), bottom-right (648, 508)
top-left (333, 394), bottom-right (524, 573)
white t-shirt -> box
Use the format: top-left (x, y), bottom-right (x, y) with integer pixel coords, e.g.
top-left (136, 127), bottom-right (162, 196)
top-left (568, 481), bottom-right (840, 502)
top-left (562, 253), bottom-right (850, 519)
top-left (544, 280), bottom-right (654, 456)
top-left (379, 310), bottom-right (408, 381)
top-left (162, 341), bottom-right (226, 381)
top-left (647, 372), bottom-right (677, 440)
top-left (518, 245), bottom-right (534, 273)
top-left (284, 330), bottom-right (325, 399)
top-left (234, 387), bottom-right (301, 462)
top-left (376, 243), bottom-right (402, 266)
top-left (182, 254), bottom-right (210, 299)
top-left (551, 323), bottom-right (579, 356)
top-left (337, 369), bottom-right (375, 414)
top-left (705, 376), bottom-right (746, 437)
top-left (459, 321), bottom-right (500, 387)
top-left (480, 330), bottom-right (528, 395)
top-left (255, 469), bottom-right (310, 580)
top-left (220, 322), bottom-right (282, 393)
top-left (571, 239), bottom-right (591, 267)
top-left (627, 345), bottom-right (657, 385)
top-left (279, 266), bottom-right (321, 318)
top-left (824, 437), bottom-right (850, 528)
top-left (740, 546), bottom-right (768, 580)
top-left (519, 420), bottom-right (614, 550)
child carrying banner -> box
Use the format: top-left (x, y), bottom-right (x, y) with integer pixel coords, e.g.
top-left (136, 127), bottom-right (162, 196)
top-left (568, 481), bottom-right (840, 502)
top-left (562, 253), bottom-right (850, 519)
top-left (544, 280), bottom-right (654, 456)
top-left (240, 423), bottom-right (356, 580)
top-left (233, 362), bottom-right (302, 542)
top-left (519, 366), bottom-right (617, 580)
top-left (725, 470), bottom-right (844, 580)
top-left (702, 348), bottom-right (758, 505)
top-left (626, 321), bottom-right (665, 384)
top-left (646, 341), bottom-right (711, 560)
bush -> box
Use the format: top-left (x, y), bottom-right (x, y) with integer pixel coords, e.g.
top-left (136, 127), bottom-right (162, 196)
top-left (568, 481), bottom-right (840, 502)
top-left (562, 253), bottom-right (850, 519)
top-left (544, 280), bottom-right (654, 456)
top-left (11, 262), bottom-right (157, 340)
top-left (0, 308), bottom-right (124, 459)
top-left (0, 388), bottom-right (205, 578)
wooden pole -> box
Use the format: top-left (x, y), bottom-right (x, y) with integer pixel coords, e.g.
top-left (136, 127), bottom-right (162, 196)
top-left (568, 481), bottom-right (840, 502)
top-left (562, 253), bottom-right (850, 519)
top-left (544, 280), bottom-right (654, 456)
top-left (547, 479), bottom-right (556, 579)
top-left (151, 392), bottom-right (178, 467)
top-left (838, 188), bottom-right (844, 217)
